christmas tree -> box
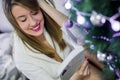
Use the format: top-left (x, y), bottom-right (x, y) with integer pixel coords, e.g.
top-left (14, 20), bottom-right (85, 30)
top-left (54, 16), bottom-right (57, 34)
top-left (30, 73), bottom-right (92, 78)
top-left (64, 0), bottom-right (120, 80)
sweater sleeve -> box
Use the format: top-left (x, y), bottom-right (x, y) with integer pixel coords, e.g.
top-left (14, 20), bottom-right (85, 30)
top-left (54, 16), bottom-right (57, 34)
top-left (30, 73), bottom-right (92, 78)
top-left (17, 64), bottom-right (61, 80)
top-left (13, 32), bottom-right (61, 80)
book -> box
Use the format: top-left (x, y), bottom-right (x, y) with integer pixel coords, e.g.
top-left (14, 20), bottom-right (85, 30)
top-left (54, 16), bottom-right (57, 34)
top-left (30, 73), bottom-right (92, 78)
top-left (57, 47), bottom-right (85, 80)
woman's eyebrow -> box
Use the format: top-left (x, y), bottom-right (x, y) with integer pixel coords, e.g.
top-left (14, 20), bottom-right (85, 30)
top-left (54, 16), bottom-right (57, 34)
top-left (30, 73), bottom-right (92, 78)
top-left (17, 15), bottom-right (25, 19)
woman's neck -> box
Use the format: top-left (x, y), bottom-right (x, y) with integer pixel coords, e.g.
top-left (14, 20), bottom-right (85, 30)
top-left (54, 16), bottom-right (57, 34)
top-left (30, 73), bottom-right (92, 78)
top-left (36, 33), bottom-right (63, 62)
top-left (37, 33), bottom-right (46, 42)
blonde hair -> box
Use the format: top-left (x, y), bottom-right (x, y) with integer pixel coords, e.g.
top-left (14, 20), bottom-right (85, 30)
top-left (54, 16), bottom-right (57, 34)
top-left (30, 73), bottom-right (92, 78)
top-left (3, 0), bottom-right (66, 62)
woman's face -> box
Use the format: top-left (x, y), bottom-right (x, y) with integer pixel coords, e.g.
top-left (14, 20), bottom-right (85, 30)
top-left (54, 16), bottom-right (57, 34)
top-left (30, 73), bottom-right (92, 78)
top-left (12, 5), bottom-right (44, 38)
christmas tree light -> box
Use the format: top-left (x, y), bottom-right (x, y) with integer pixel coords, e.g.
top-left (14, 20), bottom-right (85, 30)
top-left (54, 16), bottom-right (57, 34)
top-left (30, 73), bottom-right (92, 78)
top-left (64, 0), bottom-right (120, 80)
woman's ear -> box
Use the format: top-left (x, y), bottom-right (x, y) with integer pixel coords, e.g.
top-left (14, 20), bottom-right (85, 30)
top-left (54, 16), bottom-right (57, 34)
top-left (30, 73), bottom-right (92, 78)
top-left (37, 0), bottom-right (68, 27)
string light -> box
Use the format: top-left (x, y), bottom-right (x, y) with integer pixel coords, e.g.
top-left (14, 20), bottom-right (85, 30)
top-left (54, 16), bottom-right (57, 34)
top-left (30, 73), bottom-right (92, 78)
top-left (113, 32), bottom-right (120, 37)
top-left (92, 35), bottom-right (110, 41)
top-left (110, 20), bottom-right (120, 32)
top-left (77, 13), bottom-right (86, 25)
top-left (64, 0), bottom-right (120, 79)
top-left (65, 0), bottom-right (72, 10)
top-left (90, 11), bottom-right (106, 26)
top-left (97, 51), bottom-right (106, 61)
top-left (65, 0), bottom-right (120, 32)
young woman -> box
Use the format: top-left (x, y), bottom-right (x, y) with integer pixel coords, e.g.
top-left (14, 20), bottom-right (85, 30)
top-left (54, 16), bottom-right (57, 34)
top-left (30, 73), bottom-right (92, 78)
top-left (2, 0), bottom-right (95, 80)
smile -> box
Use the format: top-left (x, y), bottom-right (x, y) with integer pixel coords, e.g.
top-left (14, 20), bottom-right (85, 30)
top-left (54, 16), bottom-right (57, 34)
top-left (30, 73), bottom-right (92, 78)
top-left (32, 24), bottom-right (41, 32)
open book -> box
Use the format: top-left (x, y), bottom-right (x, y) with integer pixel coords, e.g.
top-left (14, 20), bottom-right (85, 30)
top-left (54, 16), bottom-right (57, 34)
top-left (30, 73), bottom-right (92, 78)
top-left (57, 47), bottom-right (85, 80)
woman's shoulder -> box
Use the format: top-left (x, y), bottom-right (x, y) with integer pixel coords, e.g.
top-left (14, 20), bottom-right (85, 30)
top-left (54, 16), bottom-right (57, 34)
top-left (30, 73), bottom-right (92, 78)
top-left (12, 32), bottom-right (31, 67)
top-left (12, 32), bottom-right (24, 54)
top-left (12, 31), bottom-right (59, 65)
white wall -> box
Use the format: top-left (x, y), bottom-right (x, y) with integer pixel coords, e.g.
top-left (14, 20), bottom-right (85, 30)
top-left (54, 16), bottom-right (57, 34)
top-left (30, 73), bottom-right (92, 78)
top-left (0, 0), bottom-right (13, 33)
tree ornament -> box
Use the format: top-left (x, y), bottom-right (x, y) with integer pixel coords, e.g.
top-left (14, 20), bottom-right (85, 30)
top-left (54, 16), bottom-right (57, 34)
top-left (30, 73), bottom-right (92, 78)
top-left (113, 32), bottom-right (120, 37)
top-left (115, 70), bottom-right (120, 78)
top-left (110, 20), bottom-right (120, 32)
top-left (97, 51), bottom-right (106, 61)
top-left (90, 44), bottom-right (94, 50)
top-left (90, 11), bottom-right (106, 26)
top-left (65, 20), bottom-right (73, 28)
top-left (65, 0), bottom-right (72, 10)
top-left (77, 13), bottom-right (86, 25)
top-left (106, 54), bottom-right (113, 62)
top-left (108, 64), bottom-right (115, 71)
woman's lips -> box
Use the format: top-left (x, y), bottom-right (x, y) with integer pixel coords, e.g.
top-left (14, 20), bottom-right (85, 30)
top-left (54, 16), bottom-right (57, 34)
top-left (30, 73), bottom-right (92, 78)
top-left (32, 24), bottom-right (41, 32)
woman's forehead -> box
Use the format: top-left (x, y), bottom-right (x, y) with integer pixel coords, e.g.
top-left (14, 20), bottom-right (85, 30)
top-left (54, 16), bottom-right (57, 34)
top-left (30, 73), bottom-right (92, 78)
top-left (12, 5), bottom-right (30, 18)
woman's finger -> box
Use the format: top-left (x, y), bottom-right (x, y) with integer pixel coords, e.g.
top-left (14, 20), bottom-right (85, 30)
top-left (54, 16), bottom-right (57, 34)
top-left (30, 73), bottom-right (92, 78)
top-left (70, 60), bottom-right (89, 80)
top-left (83, 65), bottom-right (89, 76)
top-left (78, 60), bottom-right (88, 74)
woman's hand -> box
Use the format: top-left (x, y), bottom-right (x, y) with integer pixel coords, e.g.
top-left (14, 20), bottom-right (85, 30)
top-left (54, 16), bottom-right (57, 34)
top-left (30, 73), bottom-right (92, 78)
top-left (38, 0), bottom-right (68, 27)
top-left (70, 60), bottom-right (90, 80)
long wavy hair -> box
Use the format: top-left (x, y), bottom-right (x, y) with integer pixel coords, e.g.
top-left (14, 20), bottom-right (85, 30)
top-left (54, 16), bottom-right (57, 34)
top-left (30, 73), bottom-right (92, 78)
top-left (3, 0), bottom-right (66, 62)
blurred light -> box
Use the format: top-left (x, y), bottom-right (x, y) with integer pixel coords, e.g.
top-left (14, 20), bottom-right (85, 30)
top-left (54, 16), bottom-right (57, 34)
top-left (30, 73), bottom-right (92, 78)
top-left (101, 17), bottom-right (106, 24)
top-left (77, 14), bottom-right (86, 25)
top-left (96, 15), bottom-right (101, 20)
top-left (90, 14), bottom-right (106, 26)
top-left (111, 20), bottom-right (120, 32)
top-left (97, 51), bottom-right (106, 61)
top-left (65, 1), bottom-right (72, 10)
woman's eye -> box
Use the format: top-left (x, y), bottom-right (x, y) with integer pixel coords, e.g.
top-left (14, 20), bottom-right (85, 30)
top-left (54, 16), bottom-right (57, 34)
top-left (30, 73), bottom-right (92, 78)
top-left (20, 18), bottom-right (26, 22)
top-left (32, 11), bottom-right (38, 15)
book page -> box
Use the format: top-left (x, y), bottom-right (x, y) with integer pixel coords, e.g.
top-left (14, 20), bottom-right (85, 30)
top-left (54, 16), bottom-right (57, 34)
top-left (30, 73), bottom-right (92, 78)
top-left (57, 47), bottom-right (85, 80)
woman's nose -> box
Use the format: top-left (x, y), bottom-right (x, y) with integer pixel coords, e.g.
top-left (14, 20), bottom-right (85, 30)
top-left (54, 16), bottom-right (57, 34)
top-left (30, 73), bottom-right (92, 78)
top-left (29, 16), bottom-right (37, 27)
